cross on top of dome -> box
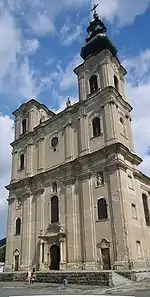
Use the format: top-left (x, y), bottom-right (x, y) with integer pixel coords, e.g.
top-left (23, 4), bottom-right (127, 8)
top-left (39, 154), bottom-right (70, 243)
top-left (91, 3), bottom-right (99, 19)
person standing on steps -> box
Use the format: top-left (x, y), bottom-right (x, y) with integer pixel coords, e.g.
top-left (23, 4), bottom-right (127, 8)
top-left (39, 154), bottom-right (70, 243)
top-left (31, 267), bottom-right (36, 283)
top-left (26, 270), bottom-right (31, 284)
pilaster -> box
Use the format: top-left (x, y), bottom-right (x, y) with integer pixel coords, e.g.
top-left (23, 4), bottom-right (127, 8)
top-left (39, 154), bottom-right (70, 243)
top-left (26, 143), bottom-right (33, 176)
top-left (78, 74), bottom-right (86, 101)
top-left (20, 193), bottom-right (33, 270)
top-left (78, 114), bottom-right (89, 156)
top-left (64, 122), bottom-right (73, 161)
top-left (81, 177), bottom-right (97, 269)
top-left (5, 199), bottom-right (15, 272)
top-left (37, 138), bottom-right (45, 171)
top-left (11, 151), bottom-right (18, 182)
top-left (65, 183), bottom-right (81, 268)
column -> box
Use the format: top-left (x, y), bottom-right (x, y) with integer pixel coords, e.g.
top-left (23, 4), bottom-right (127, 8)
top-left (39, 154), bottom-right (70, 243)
top-left (15, 119), bottom-right (20, 139)
top-left (26, 143), bottom-right (33, 176)
top-left (20, 194), bottom-right (32, 270)
top-left (59, 238), bottom-right (67, 270)
top-left (78, 74), bottom-right (86, 101)
top-left (104, 102), bottom-right (117, 145)
top-left (125, 116), bottom-right (134, 151)
top-left (29, 109), bottom-right (35, 131)
top-left (35, 189), bottom-right (45, 267)
top-left (78, 114), bottom-right (89, 156)
top-left (81, 177), bottom-right (97, 270)
top-left (37, 138), bottom-right (45, 171)
top-left (66, 183), bottom-right (81, 269)
top-left (64, 122), bottom-right (73, 161)
top-left (101, 63), bottom-right (109, 88)
top-left (5, 199), bottom-right (15, 272)
top-left (39, 240), bottom-right (44, 270)
top-left (11, 151), bottom-right (18, 182)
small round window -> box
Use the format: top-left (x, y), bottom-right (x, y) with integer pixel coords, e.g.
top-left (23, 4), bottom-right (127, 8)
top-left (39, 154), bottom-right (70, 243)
top-left (51, 136), bottom-right (58, 148)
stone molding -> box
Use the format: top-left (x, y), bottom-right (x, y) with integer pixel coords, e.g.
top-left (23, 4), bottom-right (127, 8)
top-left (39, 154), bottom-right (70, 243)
top-left (6, 142), bottom-right (145, 198)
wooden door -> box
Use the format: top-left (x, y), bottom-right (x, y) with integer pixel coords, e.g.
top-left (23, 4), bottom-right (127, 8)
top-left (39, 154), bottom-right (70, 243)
top-left (101, 248), bottom-right (111, 270)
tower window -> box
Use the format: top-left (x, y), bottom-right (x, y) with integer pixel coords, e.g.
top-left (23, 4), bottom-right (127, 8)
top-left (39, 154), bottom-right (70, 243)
top-left (20, 154), bottom-right (25, 170)
top-left (114, 75), bottom-right (119, 91)
top-left (92, 117), bottom-right (101, 137)
top-left (142, 194), bottom-right (150, 226)
top-left (96, 172), bottom-right (104, 187)
top-left (97, 198), bottom-right (108, 220)
top-left (15, 218), bottom-right (21, 235)
top-left (22, 119), bottom-right (27, 134)
top-left (51, 196), bottom-right (59, 224)
top-left (89, 75), bottom-right (98, 93)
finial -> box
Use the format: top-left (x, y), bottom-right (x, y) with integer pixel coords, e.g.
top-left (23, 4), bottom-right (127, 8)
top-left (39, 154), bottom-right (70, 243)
top-left (91, 3), bottom-right (99, 19)
top-left (66, 97), bottom-right (71, 108)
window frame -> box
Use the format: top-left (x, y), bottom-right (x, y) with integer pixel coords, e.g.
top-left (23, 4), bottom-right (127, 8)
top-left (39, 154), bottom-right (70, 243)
top-left (142, 193), bottom-right (150, 226)
top-left (22, 118), bottom-right (27, 134)
top-left (15, 218), bottom-right (21, 235)
top-left (89, 75), bottom-right (98, 94)
top-left (97, 197), bottom-right (108, 221)
top-left (92, 116), bottom-right (101, 138)
top-left (19, 153), bottom-right (25, 171)
top-left (51, 195), bottom-right (59, 224)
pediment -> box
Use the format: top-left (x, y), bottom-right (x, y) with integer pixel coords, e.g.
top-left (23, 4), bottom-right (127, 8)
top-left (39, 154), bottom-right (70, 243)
top-left (97, 237), bottom-right (110, 248)
top-left (13, 248), bottom-right (20, 256)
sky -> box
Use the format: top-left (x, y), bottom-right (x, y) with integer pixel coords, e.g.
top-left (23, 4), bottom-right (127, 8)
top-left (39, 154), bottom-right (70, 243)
top-left (0, 0), bottom-right (150, 239)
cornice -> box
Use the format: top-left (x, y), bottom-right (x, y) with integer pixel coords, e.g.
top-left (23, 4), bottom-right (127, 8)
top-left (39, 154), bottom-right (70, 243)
top-left (133, 170), bottom-right (150, 185)
top-left (6, 142), bottom-right (145, 194)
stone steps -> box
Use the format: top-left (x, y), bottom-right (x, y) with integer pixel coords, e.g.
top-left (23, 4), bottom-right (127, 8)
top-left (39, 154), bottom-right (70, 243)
top-left (112, 271), bottom-right (135, 287)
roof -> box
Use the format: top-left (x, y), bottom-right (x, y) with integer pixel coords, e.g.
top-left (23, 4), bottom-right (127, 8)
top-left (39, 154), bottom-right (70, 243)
top-left (0, 238), bottom-right (6, 248)
top-left (13, 99), bottom-right (55, 117)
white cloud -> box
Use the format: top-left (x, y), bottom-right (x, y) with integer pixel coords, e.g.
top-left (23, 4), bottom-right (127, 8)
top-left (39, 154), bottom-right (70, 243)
top-left (27, 12), bottom-right (55, 36)
top-left (0, 115), bottom-right (14, 238)
top-left (23, 39), bottom-right (40, 55)
top-left (60, 22), bottom-right (82, 46)
top-left (91, 0), bottom-right (150, 26)
top-left (59, 54), bottom-right (83, 91)
top-left (122, 50), bottom-right (150, 175)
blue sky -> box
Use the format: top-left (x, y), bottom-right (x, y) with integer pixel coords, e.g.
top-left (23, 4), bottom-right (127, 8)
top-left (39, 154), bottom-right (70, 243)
top-left (0, 0), bottom-right (150, 238)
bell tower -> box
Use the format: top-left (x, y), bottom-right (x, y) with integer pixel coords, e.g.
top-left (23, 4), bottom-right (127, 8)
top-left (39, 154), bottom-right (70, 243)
top-left (74, 5), bottom-right (134, 152)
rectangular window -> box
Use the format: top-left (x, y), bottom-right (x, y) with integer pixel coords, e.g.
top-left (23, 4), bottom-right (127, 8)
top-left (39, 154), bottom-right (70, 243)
top-left (136, 241), bottom-right (142, 259)
top-left (132, 203), bottom-right (137, 219)
top-left (128, 175), bottom-right (134, 189)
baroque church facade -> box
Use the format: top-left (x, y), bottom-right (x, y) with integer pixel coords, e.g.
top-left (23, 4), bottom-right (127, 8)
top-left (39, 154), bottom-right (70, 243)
top-left (5, 8), bottom-right (150, 272)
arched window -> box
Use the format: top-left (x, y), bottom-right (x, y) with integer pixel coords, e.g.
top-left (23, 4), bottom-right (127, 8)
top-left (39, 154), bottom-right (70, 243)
top-left (51, 196), bottom-right (59, 224)
top-left (22, 119), bottom-right (27, 134)
top-left (98, 198), bottom-right (108, 220)
top-left (114, 75), bottom-right (119, 91)
top-left (20, 154), bottom-right (25, 170)
top-left (142, 194), bottom-right (150, 226)
top-left (52, 182), bottom-right (57, 194)
top-left (89, 75), bottom-right (98, 93)
top-left (96, 172), bottom-right (104, 187)
top-left (92, 117), bottom-right (101, 137)
top-left (16, 218), bottom-right (21, 235)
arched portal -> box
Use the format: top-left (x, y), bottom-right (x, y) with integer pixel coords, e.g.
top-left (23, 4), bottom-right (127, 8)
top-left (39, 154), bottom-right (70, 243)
top-left (50, 244), bottom-right (60, 270)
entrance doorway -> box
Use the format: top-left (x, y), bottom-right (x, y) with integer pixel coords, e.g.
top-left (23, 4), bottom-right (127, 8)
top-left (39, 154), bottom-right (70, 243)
top-left (14, 255), bottom-right (19, 271)
top-left (50, 244), bottom-right (60, 270)
top-left (101, 248), bottom-right (111, 270)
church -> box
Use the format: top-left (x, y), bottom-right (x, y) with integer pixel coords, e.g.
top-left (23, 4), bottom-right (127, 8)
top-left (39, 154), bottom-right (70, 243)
top-left (5, 6), bottom-right (150, 272)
